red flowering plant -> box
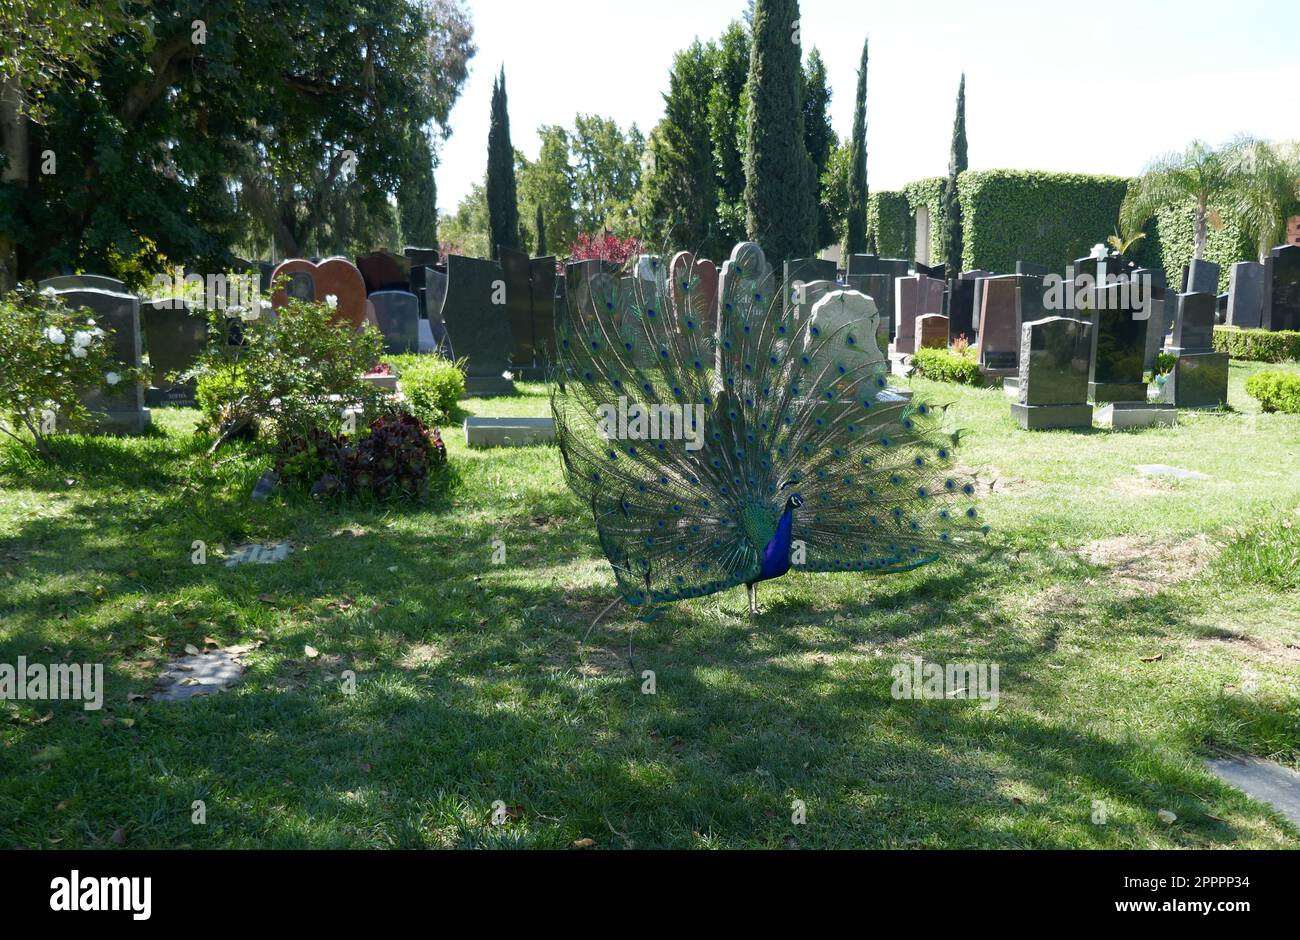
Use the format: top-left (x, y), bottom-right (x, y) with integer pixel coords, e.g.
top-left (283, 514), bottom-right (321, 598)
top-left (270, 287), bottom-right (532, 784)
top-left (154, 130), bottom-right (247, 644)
top-left (567, 231), bottom-right (644, 266)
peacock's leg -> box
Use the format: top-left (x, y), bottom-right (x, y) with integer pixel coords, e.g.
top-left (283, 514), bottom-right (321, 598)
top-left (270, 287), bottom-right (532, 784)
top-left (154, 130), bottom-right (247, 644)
top-left (748, 583), bottom-right (757, 615)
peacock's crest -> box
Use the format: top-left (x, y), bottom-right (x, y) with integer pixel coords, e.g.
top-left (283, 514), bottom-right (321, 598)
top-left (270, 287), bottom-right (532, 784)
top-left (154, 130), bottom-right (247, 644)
top-left (552, 242), bottom-right (986, 608)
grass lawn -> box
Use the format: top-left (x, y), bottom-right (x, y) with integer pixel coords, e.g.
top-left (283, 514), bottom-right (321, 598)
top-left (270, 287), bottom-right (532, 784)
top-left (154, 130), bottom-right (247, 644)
top-left (1, 361), bottom-right (1298, 849)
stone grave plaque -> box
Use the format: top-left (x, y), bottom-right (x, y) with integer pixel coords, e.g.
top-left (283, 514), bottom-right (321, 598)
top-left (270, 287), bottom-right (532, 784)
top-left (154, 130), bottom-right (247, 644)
top-left (1011, 315), bottom-right (1093, 429)
top-left (529, 256), bottom-right (558, 374)
top-left (442, 254), bottom-right (514, 395)
top-left (53, 288), bottom-right (150, 432)
top-left (975, 275), bottom-right (1021, 371)
top-left (917, 314), bottom-right (949, 349)
top-left (142, 298), bottom-right (207, 406)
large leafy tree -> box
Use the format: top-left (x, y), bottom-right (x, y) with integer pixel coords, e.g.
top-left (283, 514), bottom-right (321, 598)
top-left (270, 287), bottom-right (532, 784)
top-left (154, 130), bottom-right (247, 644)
top-left (639, 41), bottom-right (719, 253)
top-left (802, 47), bottom-right (837, 251)
top-left (940, 73), bottom-right (967, 275)
top-left (569, 114), bottom-right (643, 236)
top-left (486, 66), bottom-right (519, 259)
top-left (844, 37), bottom-right (869, 255)
top-left (516, 125), bottom-right (578, 256)
top-left (6, 0), bottom-right (474, 280)
top-left (744, 0), bottom-right (816, 264)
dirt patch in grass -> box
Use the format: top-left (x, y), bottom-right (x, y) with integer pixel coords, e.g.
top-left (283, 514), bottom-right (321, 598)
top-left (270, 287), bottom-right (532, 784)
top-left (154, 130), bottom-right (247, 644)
top-left (1190, 632), bottom-right (1300, 665)
top-left (1113, 476), bottom-right (1180, 498)
top-left (399, 642), bottom-right (447, 670)
top-left (1077, 534), bottom-right (1217, 594)
top-left (956, 464), bottom-right (1038, 498)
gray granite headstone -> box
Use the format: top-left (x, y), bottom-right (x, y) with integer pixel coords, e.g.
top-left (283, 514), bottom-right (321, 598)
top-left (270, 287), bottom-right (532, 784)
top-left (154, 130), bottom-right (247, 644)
top-left (1135, 268), bottom-right (1171, 370)
top-left (441, 254), bottom-right (515, 395)
top-left (52, 288), bottom-right (150, 432)
top-left (142, 298), bottom-right (207, 406)
top-left (1164, 291), bottom-right (1227, 408)
top-left (1169, 292), bottom-right (1216, 353)
top-left (404, 246), bottom-right (441, 268)
top-left (1011, 315), bottom-right (1093, 429)
top-left (368, 290), bottom-right (420, 354)
top-left (413, 265), bottom-right (451, 356)
top-left (1264, 245), bottom-right (1300, 332)
top-left (39, 274), bottom-right (126, 293)
top-left (528, 256), bottom-right (558, 377)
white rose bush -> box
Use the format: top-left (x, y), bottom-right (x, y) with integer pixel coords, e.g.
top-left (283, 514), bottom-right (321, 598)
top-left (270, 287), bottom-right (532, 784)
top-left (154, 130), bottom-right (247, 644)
top-left (0, 285), bottom-right (138, 462)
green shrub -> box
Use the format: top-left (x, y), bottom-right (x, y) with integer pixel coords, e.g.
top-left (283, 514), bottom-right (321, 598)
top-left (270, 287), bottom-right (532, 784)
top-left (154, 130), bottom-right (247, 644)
top-left (867, 191), bottom-right (913, 258)
top-left (1214, 326), bottom-right (1300, 363)
top-left (1153, 351), bottom-right (1177, 375)
top-left (390, 353), bottom-right (466, 424)
top-left (189, 296), bottom-right (388, 454)
top-left (0, 284), bottom-right (139, 462)
top-left (1245, 371), bottom-right (1300, 414)
top-left (901, 177), bottom-right (946, 264)
top-left (912, 346), bottom-right (983, 386)
top-left (1213, 519), bottom-right (1300, 592)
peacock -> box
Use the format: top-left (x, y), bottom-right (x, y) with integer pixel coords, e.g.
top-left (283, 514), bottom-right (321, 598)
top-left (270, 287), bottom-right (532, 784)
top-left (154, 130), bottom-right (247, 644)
top-left (551, 242), bottom-right (985, 616)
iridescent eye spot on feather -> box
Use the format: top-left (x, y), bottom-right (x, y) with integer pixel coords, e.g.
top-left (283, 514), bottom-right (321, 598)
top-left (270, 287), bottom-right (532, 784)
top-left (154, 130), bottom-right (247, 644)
top-left (744, 363), bottom-right (753, 373)
top-left (824, 390), bottom-right (835, 400)
top-left (693, 360), bottom-right (703, 369)
top-left (880, 436), bottom-right (892, 447)
top-left (643, 383), bottom-right (653, 394)
top-left (583, 371), bottom-right (593, 382)
top-left (966, 507), bottom-right (978, 518)
top-left (846, 334), bottom-right (856, 345)
top-left (938, 448), bottom-right (950, 460)
top-left (624, 342), bottom-right (633, 351)
top-left (890, 474), bottom-right (902, 486)
top-left (901, 418), bottom-right (914, 430)
top-left (918, 487), bottom-right (929, 498)
top-left (777, 324), bottom-right (786, 334)
top-left (837, 364), bottom-right (847, 375)
top-left (810, 326), bottom-right (820, 337)
top-left (607, 450), bottom-right (617, 460)
top-left (791, 385), bottom-right (801, 395)
top-left (963, 483), bottom-right (976, 496)
top-left (939, 509), bottom-right (950, 519)
top-left (876, 376), bottom-right (887, 388)
top-left (685, 319), bottom-right (695, 329)
top-left (915, 457), bottom-right (926, 467)
top-left (591, 340), bottom-right (600, 350)
top-left (647, 308), bottom-right (656, 317)
top-left (800, 355), bottom-right (811, 366)
top-left (917, 403), bottom-right (929, 415)
top-left (847, 423), bottom-right (857, 433)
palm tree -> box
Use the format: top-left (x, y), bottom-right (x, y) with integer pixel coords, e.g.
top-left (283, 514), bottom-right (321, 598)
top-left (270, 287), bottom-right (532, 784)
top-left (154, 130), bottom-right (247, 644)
top-left (1226, 137), bottom-right (1300, 262)
top-left (1121, 140), bottom-right (1235, 261)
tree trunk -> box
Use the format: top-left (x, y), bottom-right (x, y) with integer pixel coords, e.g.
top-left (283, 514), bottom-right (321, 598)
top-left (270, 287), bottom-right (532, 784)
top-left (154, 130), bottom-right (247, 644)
top-left (0, 76), bottom-right (29, 292)
top-left (1193, 196), bottom-right (1208, 261)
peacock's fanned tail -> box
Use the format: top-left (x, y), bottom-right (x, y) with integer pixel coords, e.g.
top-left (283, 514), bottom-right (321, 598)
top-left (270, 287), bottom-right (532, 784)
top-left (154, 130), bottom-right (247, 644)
top-left (551, 245), bottom-right (986, 606)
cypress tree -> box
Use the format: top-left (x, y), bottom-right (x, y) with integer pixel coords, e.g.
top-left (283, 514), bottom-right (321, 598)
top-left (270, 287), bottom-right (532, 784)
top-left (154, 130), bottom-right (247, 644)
top-left (743, 0), bottom-right (816, 264)
top-left (486, 67), bottom-right (520, 260)
top-left (398, 131), bottom-right (439, 249)
top-left (535, 204), bottom-right (547, 257)
top-left (844, 37), bottom-right (869, 254)
top-left (940, 73), bottom-right (967, 275)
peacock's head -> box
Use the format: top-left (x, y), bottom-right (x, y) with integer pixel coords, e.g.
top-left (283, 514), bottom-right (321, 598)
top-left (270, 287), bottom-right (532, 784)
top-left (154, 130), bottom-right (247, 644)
top-left (786, 493), bottom-right (804, 511)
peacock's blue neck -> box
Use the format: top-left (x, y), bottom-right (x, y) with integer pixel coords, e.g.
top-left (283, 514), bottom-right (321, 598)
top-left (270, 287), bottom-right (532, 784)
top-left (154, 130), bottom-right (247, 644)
top-left (756, 505), bottom-right (796, 583)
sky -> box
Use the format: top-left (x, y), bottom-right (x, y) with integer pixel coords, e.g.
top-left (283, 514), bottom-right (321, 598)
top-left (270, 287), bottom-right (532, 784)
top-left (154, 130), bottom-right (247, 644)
top-left (435, 0), bottom-right (1298, 212)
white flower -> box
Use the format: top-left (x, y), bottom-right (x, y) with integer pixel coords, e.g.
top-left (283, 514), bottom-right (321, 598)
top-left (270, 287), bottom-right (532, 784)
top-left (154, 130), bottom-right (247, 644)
top-left (41, 286), bottom-right (57, 297)
top-left (225, 304), bottom-right (245, 319)
top-left (259, 299), bottom-right (272, 310)
top-left (72, 330), bottom-right (93, 348)
top-left (1090, 243), bottom-right (1107, 260)
top-left (44, 327), bottom-right (66, 345)
top-left (240, 307), bottom-right (260, 322)
top-left (105, 372), bottom-right (121, 386)
top-left (71, 345), bottom-right (88, 359)
top-left (502, 371), bottom-right (514, 381)
top-left (325, 294), bottom-right (338, 309)
top-left (91, 327), bottom-right (105, 338)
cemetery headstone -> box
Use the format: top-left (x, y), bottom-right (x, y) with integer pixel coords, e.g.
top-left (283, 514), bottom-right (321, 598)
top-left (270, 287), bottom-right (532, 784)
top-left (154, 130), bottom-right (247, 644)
top-left (804, 290), bottom-right (884, 381)
top-left (142, 298), bottom-right (207, 406)
top-left (368, 290), bottom-right (421, 354)
top-left (1088, 282), bottom-right (1176, 427)
top-left (39, 274), bottom-right (126, 293)
top-left (404, 246), bottom-right (441, 267)
top-left (916, 314), bottom-right (949, 349)
top-left (914, 261), bottom-right (945, 281)
top-left (717, 242), bottom-right (776, 378)
top-left (270, 258), bottom-right (367, 328)
top-left (528, 256), bottom-right (558, 376)
top-left (1015, 261), bottom-right (1051, 277)
top-left (1186, 258), bottom-right (1221, 296)
top-left (893, 274), bottom-right (944, 356)
top-left (784, 258), bottom-right (838, 318)
top-left (1133, 267), bottom-right (1171, 370)
top-left (1263, 244), bottom-right (1300, 332)
top-left (53, 288), bottom-right (150, 432)
top-left (1163, 292), bottom-right (1228, 408)
top-left (1222, 258), bottom-right (1263, 328)
top-left (498, 246), bottom-right (536, 370)
top-left (669, 251), bottom-right (719, 337)
top-left (946, 271), bottom-right (990, 345)
top-left (441, 254), bottom-right (515, 395)
top-left (1011, 316), bottom-right (1093, 430)
top-left (356, 252), bottom-right (410, 294)
top-left (412, 265), bottom-right (452, 355)
top-left (974, 275), bottom-right (1023, 372)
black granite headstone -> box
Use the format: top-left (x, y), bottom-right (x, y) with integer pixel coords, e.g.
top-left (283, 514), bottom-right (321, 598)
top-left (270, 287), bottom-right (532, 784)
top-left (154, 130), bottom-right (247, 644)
top-left (529, 256), bottom-right (558, 375)
top-left (39, 274), bottom-right (126, 293)
top-left (1170, 292), bottom-right (1216, 354)
top-left (499, 246), bottom-right (536, 370)
top-left (441, 255), bottom-right (515, 395)
top-left (1226, 261), bottom-right (1265, 329)
top-left (784, 258), bottom-right (838, 317)
top-left (1264, 244), bottom-right (1300, 332)
top-left (1087, 282), bottom-right (1148, 403)
top-left (142, 298), bottom-right (207, 406)
top-left (1011, 316), bottom-right (1093, 429)
top-left (1186, 258), bottom-right (1221, 296)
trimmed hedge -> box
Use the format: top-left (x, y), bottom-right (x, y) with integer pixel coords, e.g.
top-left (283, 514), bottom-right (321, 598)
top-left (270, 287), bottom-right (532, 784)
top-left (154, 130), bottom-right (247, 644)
top-left (867, 191), bottom-right (912, 259)
top-left (912, 346), bottom-right (983, 385)
top-left (901, 177), bottom-right (946, 265)
top-left (1245, 371), bottom-right (1300, 414)
top-left (956, 169), bottom-right (1130, 274)
top-left (388, 353), bottom-right (466, 423)
top-left (1213, 326), bottom-right (1300, 363)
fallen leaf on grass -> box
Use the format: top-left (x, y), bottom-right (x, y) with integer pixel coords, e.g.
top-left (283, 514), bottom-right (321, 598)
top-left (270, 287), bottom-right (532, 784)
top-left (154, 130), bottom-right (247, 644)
top-left (1157, 809), bottom-right (1177, 824)
top-left (126, 693), bottom-right (148, 703)
top-left (184, 644), bottom-right (200, 656)
top-left (572, 838), bottom-right (595, 849)
top-left (1140, 654), bottom-right (1163, 663)
top-left (304, 645), bottom-right (319, 659)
